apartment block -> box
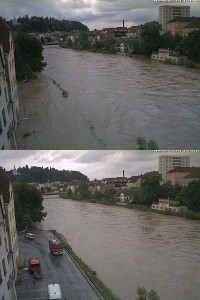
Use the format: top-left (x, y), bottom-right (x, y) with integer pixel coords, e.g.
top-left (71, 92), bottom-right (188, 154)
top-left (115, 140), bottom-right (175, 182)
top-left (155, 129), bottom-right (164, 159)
top-left (159, 5), bottom-right (190, 31)
top-left (0, 18), bottom-right (19, 149)
top-left (159, 155), bottom-right (190, 181)
top-left (0, 168), bottom-right (18, 300)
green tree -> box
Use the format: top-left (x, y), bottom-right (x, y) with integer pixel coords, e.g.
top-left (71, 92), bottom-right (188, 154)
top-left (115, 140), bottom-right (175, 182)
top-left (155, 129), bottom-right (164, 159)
top-left (140, 172), bottom-right (162, 205)
top-left (104, 188), bottom-right (117, 203)
top-left (13, 32), bottom-right (47, 80)
top-left (77, 182), bottom-right (91, 199)
top-left (139, 22), bottom-right (162, 56)
top-left (178, 180), bottom-right (200, 211)
top-left (180, 29), bottom-right (200, 62)
top-left (13, 182), bottom-right (47, 230)
top-left (77, 31), bottom-right (91, 50)
top-left (136, 286), bottom-right (160, 300)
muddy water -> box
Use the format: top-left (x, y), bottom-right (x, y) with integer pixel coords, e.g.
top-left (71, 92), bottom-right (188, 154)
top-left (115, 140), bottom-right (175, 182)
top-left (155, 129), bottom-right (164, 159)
top-left (16, 46), bottom-right (200, 149)
top-left (41, 196), bottom-right (200, 300)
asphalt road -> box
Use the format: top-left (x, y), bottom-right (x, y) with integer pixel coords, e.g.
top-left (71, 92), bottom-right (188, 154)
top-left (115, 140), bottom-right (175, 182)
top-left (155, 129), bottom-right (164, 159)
top-left (16, 230), bottom-right (102, 300)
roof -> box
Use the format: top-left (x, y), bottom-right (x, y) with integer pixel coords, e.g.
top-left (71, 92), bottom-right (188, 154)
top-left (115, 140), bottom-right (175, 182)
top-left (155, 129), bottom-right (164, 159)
top-left (167, 17), bottom-right (200, 24)
top-left (167, 167), bottom-right (200, 174)
top-left (0, 18), bottom-right (11, 53)
top-left (184, 169), bottom-right (200, 179)
top-left (29, 258), bottom-right (40, 264)
top-left (129, 176), bottom-right (140, 183)
top-left (183, 22), bottom-right (200, 29)
top-left (0, 167), bottom-right (11, 203)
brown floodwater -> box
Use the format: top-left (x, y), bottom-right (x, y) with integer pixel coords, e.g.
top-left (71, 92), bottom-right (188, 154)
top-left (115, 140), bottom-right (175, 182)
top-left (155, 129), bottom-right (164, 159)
top-left (16, 46), bottom-right (200, 149)
top-left (41, 195), bottom-right (200, 300)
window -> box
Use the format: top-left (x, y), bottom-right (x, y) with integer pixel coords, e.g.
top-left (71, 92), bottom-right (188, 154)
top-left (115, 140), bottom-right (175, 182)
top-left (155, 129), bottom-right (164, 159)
top-left (2, 109), bottom-right (7, 126)
top-left (7, 281), bottom-right (10, 290)
top-left (4, 87), bottom-right (8, 102)
top-left (0, 84), bottom-right (1, 96)
top-left (0, 119), bottom-right (2, 135)
top-left (2, 258), bottom-right (7, 276)
top-left (7, 130), bottom-right (10, 140)
top-left (0, 269), bottom-right (2, 284)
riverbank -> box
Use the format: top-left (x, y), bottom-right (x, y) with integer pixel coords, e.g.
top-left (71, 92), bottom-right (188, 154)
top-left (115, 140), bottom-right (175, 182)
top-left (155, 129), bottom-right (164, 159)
top-left (52, 229), bottom-right (120, 300)
top-left (59, 43), bottom-right (200, 69)
top-left (59, 193), bottom-right (200, 220)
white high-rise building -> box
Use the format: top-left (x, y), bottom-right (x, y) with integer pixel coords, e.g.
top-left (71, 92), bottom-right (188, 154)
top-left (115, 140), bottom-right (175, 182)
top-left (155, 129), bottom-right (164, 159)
top-left (159, 5), bottom-right (190, 31)
top-left (159, 155), bottom-right (190, 181)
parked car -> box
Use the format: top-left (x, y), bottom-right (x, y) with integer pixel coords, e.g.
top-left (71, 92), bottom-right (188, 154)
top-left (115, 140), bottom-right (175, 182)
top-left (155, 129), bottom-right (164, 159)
top-left (24, 233), bottom-right (35, 240)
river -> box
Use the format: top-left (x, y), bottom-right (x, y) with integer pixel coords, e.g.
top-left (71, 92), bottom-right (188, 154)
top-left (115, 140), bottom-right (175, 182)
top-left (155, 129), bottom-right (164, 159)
top-left (16, 46), bottom-right (200, 150)
top-left (41, 195), bottom-right (200, 300)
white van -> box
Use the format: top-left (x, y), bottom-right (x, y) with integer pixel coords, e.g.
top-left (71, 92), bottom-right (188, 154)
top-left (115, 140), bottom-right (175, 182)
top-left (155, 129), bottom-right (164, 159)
top-left (48, 284), bottom-right (63, 300)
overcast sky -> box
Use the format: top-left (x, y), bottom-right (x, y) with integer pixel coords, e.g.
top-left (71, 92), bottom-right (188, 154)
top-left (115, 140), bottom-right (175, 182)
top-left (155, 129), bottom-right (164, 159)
top-left (0, 151), bottom-right (199, 180)
top-left (1, 0), bottom-right (200, 29)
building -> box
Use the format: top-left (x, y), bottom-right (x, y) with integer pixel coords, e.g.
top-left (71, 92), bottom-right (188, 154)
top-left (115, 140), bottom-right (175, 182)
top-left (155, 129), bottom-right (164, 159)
top-left (159, 5), bottom-right (190, 31)
top-left (0, 45), bottom-right (12, 149)
top-left (159, 155), bottom-right (190, 181)
top-left (151, 198), bottom-right (187, 213)
top-left (166, 166), bottom-right (200, 186)
top-left (0, 168), bottom-right (18, 300)
top-left (0, 18), bottom-right (19, 149)
top-left (166, 16), bottom-right (200, 35)
top-left (182, 22), bottom-right (200, 36)
top-left (151, 48), bottom-right (187, 64)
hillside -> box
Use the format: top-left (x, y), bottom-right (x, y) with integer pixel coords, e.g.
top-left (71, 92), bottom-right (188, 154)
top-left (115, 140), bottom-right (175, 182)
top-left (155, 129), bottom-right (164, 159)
top-left (6, 166), bottom-right (89, 183)
top-left (7, 16), bottom-right (88, 33)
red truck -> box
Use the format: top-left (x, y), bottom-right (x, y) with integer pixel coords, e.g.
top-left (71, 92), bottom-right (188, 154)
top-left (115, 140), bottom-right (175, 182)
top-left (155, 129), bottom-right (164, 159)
top-left (49, 238), bottom-right (63, 255)
top-left (28, 258), bottom-right (41, 273)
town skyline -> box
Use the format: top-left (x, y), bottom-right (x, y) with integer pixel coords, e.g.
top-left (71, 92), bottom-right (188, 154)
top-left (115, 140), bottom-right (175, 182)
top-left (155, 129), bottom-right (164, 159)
top-left (1, 0), bottom-right (200, 30)
top-left (0, 150), bottom-right (199, 180)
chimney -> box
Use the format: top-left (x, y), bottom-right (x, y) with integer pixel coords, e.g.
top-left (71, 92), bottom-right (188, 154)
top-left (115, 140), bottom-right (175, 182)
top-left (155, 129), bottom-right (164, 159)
top-left (123, 170), bottom-right (124, 178)
top-left (123, 20), bottom-right (124, 28)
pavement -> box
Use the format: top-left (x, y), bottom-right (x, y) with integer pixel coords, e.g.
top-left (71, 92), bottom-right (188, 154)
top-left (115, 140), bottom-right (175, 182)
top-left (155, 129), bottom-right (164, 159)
top-left (16, 230), bottom-right (102, 300)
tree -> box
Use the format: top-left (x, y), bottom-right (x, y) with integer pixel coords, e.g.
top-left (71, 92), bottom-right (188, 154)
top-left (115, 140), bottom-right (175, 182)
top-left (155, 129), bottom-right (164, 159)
top-left (140, 172), bottom-right (162, 205)
top-left (77, 31), bottom-right (91, 50)
top-left (13, 32), bottom-right (47, 80)
top-left (180, 29), bottom-right (200, 62)
top-left (139, 22), bottom-right (162, 56)
top-left (13, 182), bottom-right (47, 230)
top-left (178, 180), bottom-right (200, 211)
top-left (77, 182), bottom-right (91, 200)
top-left (136, 286), bottom-right (160, 300)
top-left (160, 181), bottom-right (182, 199)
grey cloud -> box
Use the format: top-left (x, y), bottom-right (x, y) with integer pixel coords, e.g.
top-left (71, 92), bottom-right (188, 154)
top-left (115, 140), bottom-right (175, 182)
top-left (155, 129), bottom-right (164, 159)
top-left (0, 151), bottom-right (199, 180)
top-left (1, 0), bottom-right (200, 29)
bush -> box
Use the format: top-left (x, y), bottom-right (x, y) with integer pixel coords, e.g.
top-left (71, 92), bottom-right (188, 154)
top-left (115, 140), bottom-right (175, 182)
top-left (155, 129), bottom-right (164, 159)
top-left (184, 60), bottom-right (196, 68)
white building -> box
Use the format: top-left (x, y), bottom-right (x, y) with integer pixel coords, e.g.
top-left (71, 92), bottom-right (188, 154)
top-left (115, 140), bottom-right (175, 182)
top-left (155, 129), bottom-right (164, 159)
top-left (159, 155), bottom-right (190, 181)
top-left (151, 198), bottom-right (188, 213)
top-left (159, 5), bottom-right (190, 31)
top-left (0, 168), bottom-right (18, 300)
top-left (0, 18), bottom-right (19, 149)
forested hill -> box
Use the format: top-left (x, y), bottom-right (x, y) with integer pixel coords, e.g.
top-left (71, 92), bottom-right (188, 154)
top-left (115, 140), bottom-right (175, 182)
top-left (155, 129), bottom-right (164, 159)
top-left (6, 166), bottom-right (89, 183)
top-left (7, 16), bottom-right (88, 32)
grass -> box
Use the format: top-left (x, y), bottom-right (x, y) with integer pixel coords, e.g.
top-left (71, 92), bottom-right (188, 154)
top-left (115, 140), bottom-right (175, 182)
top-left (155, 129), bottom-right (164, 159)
top-left (52, 230), bottom-right (120, 300)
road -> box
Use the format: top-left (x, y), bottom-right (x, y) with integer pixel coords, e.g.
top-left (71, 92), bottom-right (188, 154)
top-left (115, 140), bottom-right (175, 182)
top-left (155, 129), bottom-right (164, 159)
top-left (16, 230), bottom-right (102, 300)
